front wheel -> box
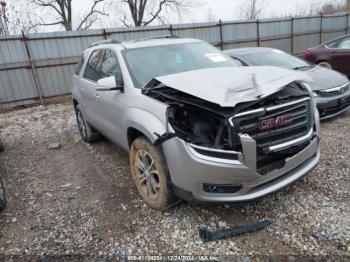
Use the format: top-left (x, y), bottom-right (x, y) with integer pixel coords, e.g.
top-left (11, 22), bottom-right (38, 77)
top-left (129, 137), bottom-right (178, 210)
top-left (318, 61), bottom-right (332, 69)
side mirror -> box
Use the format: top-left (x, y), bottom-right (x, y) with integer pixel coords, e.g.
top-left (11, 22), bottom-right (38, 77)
top-left (96, 76), bottom-right (124, 92)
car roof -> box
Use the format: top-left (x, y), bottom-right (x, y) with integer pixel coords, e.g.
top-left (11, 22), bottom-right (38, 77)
top-left (224, 47), bottom-right (278, 56)
top-left (89, 37), bottom-right (204, 51)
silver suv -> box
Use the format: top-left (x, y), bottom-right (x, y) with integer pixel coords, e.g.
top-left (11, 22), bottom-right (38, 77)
top-left (72, 37), bottom-right (320, 210)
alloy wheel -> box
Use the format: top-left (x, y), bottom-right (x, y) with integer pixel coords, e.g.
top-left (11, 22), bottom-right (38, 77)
top-left (134, 149), bottom-right (160, 200)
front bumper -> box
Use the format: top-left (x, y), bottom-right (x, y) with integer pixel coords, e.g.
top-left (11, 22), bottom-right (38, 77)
top-left (163, 134), bottom-right (319, 202)
top-left (316, 89), bottom-right (350, 120)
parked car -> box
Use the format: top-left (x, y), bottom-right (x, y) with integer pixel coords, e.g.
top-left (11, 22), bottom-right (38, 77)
top-left (0, 135), bottom-right (6, 211)
top-left (304, 34), bottom-right (350, 77)
top-left (72, 37), bottom-right (320, 210)
top-left (225, 47), bottom-right (350, 120)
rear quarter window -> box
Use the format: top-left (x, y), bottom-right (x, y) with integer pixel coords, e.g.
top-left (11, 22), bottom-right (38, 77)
top-left (75, 54), bottom-right (85, 76)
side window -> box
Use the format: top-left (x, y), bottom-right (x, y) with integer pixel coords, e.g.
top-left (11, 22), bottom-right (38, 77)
top-left (75, 53), bottom-right (85, 75)
top-left (327, 40), bottom-right (341, 48)
top-left (338, 38), bottom-right (350, 49)
top-left (100, 50), bottom-right (123, 81)
top-left (84, 50), bottom-right (104, 81)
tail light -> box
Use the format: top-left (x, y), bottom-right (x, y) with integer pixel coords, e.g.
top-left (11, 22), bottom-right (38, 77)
top-left (304, 50), bottom-right (313, 58)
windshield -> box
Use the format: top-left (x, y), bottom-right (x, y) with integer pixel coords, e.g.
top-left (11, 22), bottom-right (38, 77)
top-left (242, 49), bottom-right (311, 70)
top-left (123, 42), bottom-right (240, 88)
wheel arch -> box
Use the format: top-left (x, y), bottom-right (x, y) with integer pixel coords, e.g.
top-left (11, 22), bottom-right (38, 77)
top-left (123, 108), bottom-right (168, 150)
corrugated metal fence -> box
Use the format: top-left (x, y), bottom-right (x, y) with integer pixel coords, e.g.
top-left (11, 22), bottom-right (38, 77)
top-left (1, 12), bottom-right (349, 109)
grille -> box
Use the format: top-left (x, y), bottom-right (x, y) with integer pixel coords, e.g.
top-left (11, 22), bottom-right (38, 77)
top-left (230, 97), bottom-right (313, 151)
top-left (317, 83), bottom-right (350, 97)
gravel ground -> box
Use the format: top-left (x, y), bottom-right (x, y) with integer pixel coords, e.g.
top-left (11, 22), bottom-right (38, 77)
top-left (0, 102), bottom-right (349, 260)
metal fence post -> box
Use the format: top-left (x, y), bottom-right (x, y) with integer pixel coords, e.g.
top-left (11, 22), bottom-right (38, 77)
top-left (291, 16), bottom-right (294, 54)
top-left (102, 29), bottom-right (107, 40)
top-left (320, 13), bottom-right (323, 44)
top-left (21, 31), bottom-right (45, 106)
top-left (219, 19), bottom-right (224, 50)
top-left (257, 19), bottom-right (261, 47)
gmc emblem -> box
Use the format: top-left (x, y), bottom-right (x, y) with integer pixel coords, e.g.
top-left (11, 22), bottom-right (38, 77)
top-left (259, 114), bottom-right (293, 130)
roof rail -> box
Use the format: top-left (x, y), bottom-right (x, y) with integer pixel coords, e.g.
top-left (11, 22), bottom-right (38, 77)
top-left (139, 35), bottom-right (181, 41)
top-left (89, 39), bottom-right (121, 47)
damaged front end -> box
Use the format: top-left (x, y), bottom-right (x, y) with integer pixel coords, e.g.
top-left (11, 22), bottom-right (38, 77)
top-left (142, 67), bottom-right (319, 201)
top-left (144, 80), bottom-right (316, 173)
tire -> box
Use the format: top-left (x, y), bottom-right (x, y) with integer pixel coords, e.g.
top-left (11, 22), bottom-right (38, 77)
top-left (129, 136), bottom-right (178, 210)
top-left (318, 61), bottom-right (332, 69)
top-left (75, 105), bottom-right (100, 143)
top-left (0, 178), bottom-right (6, 211)
top-left (0, 137), bottom-right (4, 152)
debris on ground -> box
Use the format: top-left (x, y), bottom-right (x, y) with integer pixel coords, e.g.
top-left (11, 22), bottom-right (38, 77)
top-left (199, 220), bottom-right (273, 242)
top-left (48, 143), bottom-right (61, 150)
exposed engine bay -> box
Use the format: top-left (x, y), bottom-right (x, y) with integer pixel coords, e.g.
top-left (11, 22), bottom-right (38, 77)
top-left (144, 80), bottom-right (310, 150)
top-left (144, 80), bottom-right (314, 175)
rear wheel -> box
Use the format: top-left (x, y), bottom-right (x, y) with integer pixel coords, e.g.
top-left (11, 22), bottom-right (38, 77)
top-left (129, 137), bottom-right (178, 210)
top-left (318, 61), bottom-right (332, 69)
top-left (75, 105), bottom-right (100, 143)
top-left (0, 137), bottom-right (4, 152)
top-left (0, 178), bottom-right (6, 211)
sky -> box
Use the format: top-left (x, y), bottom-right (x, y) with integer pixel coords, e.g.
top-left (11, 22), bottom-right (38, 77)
top-left (6, 0), bottom-right (345, 32)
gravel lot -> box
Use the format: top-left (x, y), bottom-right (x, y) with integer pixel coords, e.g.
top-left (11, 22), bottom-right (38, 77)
top-left (0, 102), bottom-right (349, 260)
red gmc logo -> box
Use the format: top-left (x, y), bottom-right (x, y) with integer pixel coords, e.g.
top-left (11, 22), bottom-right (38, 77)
top-left (259, 114), bottom-right (293, 130)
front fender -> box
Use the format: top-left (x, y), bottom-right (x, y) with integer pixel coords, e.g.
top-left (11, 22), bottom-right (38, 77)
top-left (122, 108), bottom-right (168, 149)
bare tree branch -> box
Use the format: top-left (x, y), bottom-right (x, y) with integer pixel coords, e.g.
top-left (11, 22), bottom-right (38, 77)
top-left (30, 0), bottom-right (107, 31)
top-left (119, 0), bottom-right (198, 27)
top-left (76, 0), bottom-right (107, 30)
top-left (238, 0), bottom-right (265, 20)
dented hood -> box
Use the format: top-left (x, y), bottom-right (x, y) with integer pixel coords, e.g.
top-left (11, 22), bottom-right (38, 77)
top-left (146, 66), bottom-right (312, 107)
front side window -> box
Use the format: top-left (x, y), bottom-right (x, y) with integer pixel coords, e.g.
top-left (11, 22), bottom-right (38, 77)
top-left (84, 50), bottom-right (104, 81)
top-left (100, 50), bottom-right (122, 79)
top-left (123, 42), bottom-right (240, 88)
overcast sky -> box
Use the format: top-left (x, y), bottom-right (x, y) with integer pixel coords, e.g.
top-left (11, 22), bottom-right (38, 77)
top-left (7, 0), bottom-right (345, 32)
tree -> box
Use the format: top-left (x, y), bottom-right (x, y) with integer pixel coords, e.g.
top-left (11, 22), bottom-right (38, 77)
top-left (0, 0), bottom-right (9, 35)
top-left (30, 0), bottom-right (107, 31)
top-left (119, 0), bottom-right (197, 27)
top-left (238, 0), bottom-right (265, 20)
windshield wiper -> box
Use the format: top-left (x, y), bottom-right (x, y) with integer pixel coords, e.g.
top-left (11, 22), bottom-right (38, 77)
top-left (293, 65), bottom-right (314, 70)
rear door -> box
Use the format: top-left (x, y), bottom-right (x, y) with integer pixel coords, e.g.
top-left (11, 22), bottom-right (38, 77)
top-left (93, 49), bottom-right (125, 144)
top-left (80, 49), bottom-right (104, 126)
top-left (330, 37), bottom-right (350, 76)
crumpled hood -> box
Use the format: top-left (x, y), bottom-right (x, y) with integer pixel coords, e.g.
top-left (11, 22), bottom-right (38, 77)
top-left (304, 66), bottom-right (348, 91)
top-left (147, 66), bottom-right (312, 107)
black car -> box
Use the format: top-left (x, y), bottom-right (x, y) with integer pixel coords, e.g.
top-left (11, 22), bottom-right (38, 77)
top-left (225, 47), bottom-right (350, 120)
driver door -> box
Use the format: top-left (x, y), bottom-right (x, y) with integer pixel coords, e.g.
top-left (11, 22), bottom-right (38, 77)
top-left (94, 49), bottom-right (125, 145)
